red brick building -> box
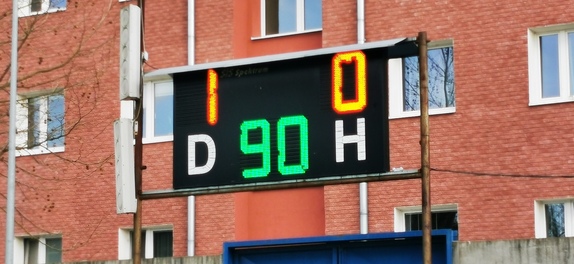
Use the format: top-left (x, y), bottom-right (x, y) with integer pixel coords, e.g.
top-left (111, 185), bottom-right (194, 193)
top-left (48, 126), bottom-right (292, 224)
top-left (1, 0), bottom-right (574, 262)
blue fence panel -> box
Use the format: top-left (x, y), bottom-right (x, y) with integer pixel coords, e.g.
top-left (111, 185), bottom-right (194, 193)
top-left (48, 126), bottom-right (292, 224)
top-left (224, 230), bottom-right (454, 264)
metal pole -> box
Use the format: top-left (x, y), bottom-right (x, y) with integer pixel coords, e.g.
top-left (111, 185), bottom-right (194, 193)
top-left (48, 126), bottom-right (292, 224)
top-left (418, 31), bottom-right (432, 264)
top-left (5, 1), bottom-right (19, 263)
top-left (132, 1), bottom-right (145, 263)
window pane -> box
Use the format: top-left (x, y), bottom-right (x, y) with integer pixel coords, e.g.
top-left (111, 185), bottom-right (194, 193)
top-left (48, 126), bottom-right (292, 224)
top-left (50, 0), bottom-right (67, 9)
top-left (403, 47), bottom-right (455, 111)
top-left (540, 34), bottom-right (560, 98)
top-left (153, 231), bottom-right (173, 258)
top-left (31, 0), bottom-right (42, 12)
top-left (154, 82), bottom-right (173, 137)
top-left (47, 94), bottom-right (65, 148)
top-left (545, 203), bottom-right (565, 237)
top-left (405, 211), bottom-right (458, 231)
top-left (278, 0), bottom-right (297, 33)
top-left (569, 32), bottom-right (574, 96)
top-left (129, 231), bottom-right (146, 258)
top-left (304, 0), bottom-right (322, 30)
top-left (28, 97), bottom-right (43, 148)
top-left (24, 239), bottom-right (39, 264)
top-left (45, 238), bottom-right (62, 264)
top-left (265, 0), bottom-right (279, 35)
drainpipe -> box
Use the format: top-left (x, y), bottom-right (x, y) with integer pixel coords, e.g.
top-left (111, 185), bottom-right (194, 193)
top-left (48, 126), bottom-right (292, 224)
top-left (357, 0), bottom-right (368, 235)
top-left (188, 0), bottom-right (195, 65)
top-left (187, 0), bottom-right (196, 257)
top-left (357, 0), bottom-right (365, 44)
top-left (187, 195), bottom-right (195, 256)
top-left (359, 182), bottom-right (368, 234)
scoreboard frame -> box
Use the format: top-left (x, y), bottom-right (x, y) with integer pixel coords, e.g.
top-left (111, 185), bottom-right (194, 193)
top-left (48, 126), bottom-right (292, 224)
top-left (144, 37), bottom-right (419, 195)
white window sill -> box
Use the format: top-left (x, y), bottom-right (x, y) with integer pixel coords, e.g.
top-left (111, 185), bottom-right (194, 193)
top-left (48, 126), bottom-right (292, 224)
top-left (143, 135), bottom-right (173, 145)
top-left (389, 107), bottom-right (456, 119)
top-left (529, 96), bottom-right (574, 107)
top-left (16, 146), bottom-right (65, 157)
top-left (251, 28), bottom-right (322, 41)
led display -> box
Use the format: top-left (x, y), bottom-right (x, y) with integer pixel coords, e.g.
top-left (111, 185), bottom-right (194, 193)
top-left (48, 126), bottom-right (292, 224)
top-left (173, 47), bottom-right (393, 189)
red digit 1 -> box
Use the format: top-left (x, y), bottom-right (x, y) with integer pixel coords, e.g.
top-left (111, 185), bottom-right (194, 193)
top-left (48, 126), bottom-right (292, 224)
top-left (332, 51), bottom-right (367, 114)
top-left (207, 69), bottom-right (218, 126)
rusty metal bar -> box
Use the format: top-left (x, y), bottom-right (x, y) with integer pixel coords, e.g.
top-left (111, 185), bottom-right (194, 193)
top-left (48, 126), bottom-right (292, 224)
top-left (133, 1), bottom-right (146, 263)
top-left (418, 31), bottom-right (432, 264)
top-left (141, 170), bottom-right (421, 200)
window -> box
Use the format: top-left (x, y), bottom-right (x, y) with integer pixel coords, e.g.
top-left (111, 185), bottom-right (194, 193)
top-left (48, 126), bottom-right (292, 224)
top-left (388, 40), bottom-right (456, 119)
top-left (18, 0), bottom-right (67, 17)
top-left (395, 204), bottom-right (458, 232)
top-left (528, 24), bottom-right (574, 106)
top-left (535, 200), bottom-right (574, 238)
top-left (15, 236), bottom-right (62, 264)
top-left (143, 80), bottom-right (174, 144)
top-left (16, 92), bottom-right (65, 155)
top-left (261, 0), bottom-right (322, 36)
top-left (118, 228), bottom-right (173, 260)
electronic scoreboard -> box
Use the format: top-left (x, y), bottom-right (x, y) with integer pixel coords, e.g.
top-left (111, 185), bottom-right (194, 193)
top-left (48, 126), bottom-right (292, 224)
top-left (170, 39), bottom-right (415, 189)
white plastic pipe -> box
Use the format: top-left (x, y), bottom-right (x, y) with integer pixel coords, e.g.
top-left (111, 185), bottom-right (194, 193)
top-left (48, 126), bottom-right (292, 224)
top-left (187, 0), bottom-right (195, 256)
top-left (359, 182), bottom-right (368, 234)
top-left (358, 0), bottom-right (367, 235)
top-left (188, 0), bottom-right (195, 65)
top-left (187, 195), bottom-right (195, 256)
top-left (357, 0), bottom-right (365, 44)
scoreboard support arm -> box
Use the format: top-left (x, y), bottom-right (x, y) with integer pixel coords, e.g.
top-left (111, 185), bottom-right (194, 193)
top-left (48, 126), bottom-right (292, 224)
top-left (140, 170), bottom-right (420, 200)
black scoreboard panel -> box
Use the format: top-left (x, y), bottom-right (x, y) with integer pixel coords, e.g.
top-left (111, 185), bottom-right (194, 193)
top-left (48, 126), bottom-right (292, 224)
top-left (173, 47), bottom-right (391, 189)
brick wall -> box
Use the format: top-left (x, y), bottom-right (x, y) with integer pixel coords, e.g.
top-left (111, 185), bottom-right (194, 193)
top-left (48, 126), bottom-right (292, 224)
top-left (1, 0), bottom-right (574, 262)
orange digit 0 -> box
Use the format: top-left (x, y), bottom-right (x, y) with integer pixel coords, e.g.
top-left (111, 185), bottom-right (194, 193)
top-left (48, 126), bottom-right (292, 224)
top-left (332, 51), bottom-right (367, 114)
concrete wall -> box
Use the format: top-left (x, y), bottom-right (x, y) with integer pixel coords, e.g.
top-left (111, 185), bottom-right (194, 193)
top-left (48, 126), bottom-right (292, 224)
top-left (67, 256), bottom-right (221, 264)
top-left (454, 237), bottom-right (574, 264)
top-left (66, 237), bottom-right (574, 264)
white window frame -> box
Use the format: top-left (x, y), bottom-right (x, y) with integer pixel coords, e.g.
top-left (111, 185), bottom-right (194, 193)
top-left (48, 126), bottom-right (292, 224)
top-left (142, 77), bottom-right (174, 144)
top-left (389, 39), bottom-right (456, 119)
top-left (534, 199), bottom-right (574, 238)
top-left (394, 204), bottom-right (458, 232)
top-left (15, 92), bottom-right (65, 156)
top-left (257, 0), bottom-right (322, 39)
top-left (528, 23), bottom-right (574, 106)
top-left (14, 235), bottom-right (62, 264)
top-left (118, 226), bottom-right (173, 260)
top-left (18, 0), bottom-right (67, 17)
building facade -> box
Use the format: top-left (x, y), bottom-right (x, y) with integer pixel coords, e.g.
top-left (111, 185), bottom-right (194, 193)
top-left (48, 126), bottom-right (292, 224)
top-left (1, 0), bottom-right (574, 262)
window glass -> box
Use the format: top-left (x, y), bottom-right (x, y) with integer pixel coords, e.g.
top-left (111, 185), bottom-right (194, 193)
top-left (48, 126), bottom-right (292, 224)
top-left (545, 203), bottom-right (565, 237)
top-left (154, 82), bottom-right (174, 137)
top-left (153, 231), bottom-right (173, 258)
top-left (264, 0), bottom-right (321, 35)
top-left (29, 97), bottom-right (43, 148)
top-left (405, 211), bottom-right (458, 231)
top-left (25, 94), bottom-right (65, 149)
top-left (540, 34), bottom-right (560, 98)
top-left (47, 94), bottom-right (65, 148)
top-left (24, 238), bottom-right (39, 264)
top-left (50, 0), bottom-right (67, 9)
top-left (45, 237), bottom-right (62, 263)
top-left (31, 0), bottom-right (42, 12)
top-left (278, 0), bottom-right (297, 33)
top-left (129, 230), bottom-right (173, 258)
top-left (403, 47), bottom-right (455, 111)
top-left (304, 0), bottom-right (322, 30)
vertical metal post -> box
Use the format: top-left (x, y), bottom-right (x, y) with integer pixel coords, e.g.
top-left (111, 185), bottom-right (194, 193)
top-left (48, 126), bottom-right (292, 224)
top-left (132, 1), bottom-right (145, 264)
top-left (5, 1), bottom-right (19, 263)
top-left (418, 31), bottom-right (432, 264)
top-left (133, 104), bottom-right (143, 264)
